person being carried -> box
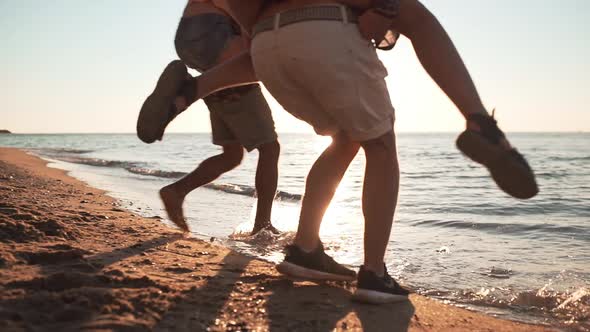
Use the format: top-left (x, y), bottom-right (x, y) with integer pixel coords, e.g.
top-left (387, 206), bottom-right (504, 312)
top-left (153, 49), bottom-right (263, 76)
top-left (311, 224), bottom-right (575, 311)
top-left (137, 0), bottom-right (281, 235)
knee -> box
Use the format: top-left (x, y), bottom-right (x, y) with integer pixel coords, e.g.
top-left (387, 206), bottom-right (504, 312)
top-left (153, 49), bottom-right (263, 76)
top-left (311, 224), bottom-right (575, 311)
top-left (361, 132), bottom-right (398, 159)
top-left (222, 145), bottom-right (244, 168)
top-left (331, 133), bottom-right (361, 156)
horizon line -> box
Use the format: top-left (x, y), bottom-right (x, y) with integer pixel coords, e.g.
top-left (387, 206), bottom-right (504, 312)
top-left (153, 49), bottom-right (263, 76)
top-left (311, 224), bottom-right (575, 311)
top-left (2, 130), bottom-right (588, 135)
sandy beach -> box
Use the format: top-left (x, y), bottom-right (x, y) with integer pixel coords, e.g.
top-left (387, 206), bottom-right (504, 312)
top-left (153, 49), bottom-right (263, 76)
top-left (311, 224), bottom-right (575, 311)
top-left (0, 147), bottom-right (558, 331)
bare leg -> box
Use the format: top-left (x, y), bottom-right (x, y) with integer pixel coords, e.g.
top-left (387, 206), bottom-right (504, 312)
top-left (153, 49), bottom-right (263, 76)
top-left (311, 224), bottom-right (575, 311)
top-left (391, 0), bottom-right (487, 118)
top-left (187, 35), bottom-right (259, 100)
top-left (160, 144), bottom-right (244, 232)
top-left (252, 140), bottom-right (281, 235)
top-left (294, 134), bottom-right (361, 251)
top-left (195, 51), bottom-right (259, 100)
top-left (174, 35), bottom-right (259, 110)
top-left (360, 133), bottom-right (400, 276)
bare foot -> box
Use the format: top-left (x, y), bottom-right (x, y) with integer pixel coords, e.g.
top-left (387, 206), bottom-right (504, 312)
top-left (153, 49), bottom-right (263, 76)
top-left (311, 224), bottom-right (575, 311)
top-left (159, 186), bottom-right (189, 233)
top-left (251, 223), bottom-right (281, 236)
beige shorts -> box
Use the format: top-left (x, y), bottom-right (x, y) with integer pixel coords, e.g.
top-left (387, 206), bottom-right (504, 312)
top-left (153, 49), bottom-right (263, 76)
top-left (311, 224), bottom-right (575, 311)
top-left (251, 13), bottom-right (395, 142)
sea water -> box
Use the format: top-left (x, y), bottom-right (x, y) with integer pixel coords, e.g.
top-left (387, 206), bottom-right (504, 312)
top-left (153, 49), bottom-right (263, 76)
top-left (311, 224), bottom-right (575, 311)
top-left (1, 132), bottom-right (588, 328)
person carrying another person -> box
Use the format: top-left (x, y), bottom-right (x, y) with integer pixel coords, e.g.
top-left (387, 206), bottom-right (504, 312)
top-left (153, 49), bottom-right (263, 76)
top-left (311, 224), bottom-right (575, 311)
top-left (224, 0), bottom-right (538, 303)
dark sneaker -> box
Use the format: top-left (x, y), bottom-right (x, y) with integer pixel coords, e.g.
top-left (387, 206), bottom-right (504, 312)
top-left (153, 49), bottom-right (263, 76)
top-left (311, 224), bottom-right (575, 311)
top-left (276, 243), bottom-right (356, 282)
top-left (456, 112), bottom-right (538, 199)
top-left (137, 60), bottom-right (189, 143)
top-left (353, 265), bottom-right (410, 304)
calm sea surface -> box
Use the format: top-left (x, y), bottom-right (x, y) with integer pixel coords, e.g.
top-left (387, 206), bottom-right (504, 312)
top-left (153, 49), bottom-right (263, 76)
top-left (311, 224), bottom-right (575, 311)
top-left (1, 133), bottom-right (588, 328)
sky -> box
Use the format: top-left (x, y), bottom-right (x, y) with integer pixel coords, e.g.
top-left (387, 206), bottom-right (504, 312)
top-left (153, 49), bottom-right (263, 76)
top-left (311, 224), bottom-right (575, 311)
top-left (1, 0), bottom-right (589, 133)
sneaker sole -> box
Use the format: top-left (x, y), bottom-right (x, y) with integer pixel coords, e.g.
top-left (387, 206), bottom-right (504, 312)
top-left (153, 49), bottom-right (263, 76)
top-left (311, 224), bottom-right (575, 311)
top-left (137, 60), bottom-right (187, 143)
top-left (456, 130), bottom-right (538, 199)
top-left (276, 261), bottom-right (356, 282)
top-left (352, 289), bottom-right (409, 304)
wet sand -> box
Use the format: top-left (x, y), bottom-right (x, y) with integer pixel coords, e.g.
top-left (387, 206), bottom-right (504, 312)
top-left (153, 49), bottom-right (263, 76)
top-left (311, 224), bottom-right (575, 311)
top-left (0, 147), bottom-right (556, 331)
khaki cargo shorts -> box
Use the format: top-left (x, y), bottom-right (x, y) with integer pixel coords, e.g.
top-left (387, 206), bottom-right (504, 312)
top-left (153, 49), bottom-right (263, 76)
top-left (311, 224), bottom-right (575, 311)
top-left (204, 84), bottom-right (277, 151)
top-left (251, 11), bottom-right (395, 142)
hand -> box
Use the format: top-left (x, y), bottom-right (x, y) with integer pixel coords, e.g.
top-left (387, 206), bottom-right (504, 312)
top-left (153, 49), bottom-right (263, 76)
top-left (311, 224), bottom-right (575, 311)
top-left (358, 10), bottom-right (393, 43)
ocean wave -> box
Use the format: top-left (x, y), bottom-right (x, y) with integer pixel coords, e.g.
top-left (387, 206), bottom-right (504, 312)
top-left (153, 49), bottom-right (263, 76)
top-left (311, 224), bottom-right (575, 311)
top-left (32, 151), bottom-right (133, 169)
top-left (427, 285), bottom-right (590, 329)
top-left (275, 190), bottom-right (302, 201)
top-left (31, 148), bottom-right (94, 155)
top-left (203, 183), bottom-right (301, 201)
top-left (125, 168), bottom-right (301, 200)
top-left (47, 154), bottom-right (303, 201)
top-left (425, 201), bottom-right (590, 217)
top-left (55, 156), bottom-right (132, 168)
top-left (548, 155), bottom-right (590, 162)
top-left (409, 219), bottom-right (588, 238)
top-left (125, 167), bottom-right (187, 179)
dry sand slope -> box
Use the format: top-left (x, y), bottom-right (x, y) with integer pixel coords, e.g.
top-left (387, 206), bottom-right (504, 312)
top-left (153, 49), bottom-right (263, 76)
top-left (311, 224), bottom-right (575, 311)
top-left (0, 148), bottom-right (555, 331)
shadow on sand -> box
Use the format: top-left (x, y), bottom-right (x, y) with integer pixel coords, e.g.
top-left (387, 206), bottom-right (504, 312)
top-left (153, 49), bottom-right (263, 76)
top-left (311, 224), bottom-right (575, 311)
top-left (155, 250), bottom-right (414, 331)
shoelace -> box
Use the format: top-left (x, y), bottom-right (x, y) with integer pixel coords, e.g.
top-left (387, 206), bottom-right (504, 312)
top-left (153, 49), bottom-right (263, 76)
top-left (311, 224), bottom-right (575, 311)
top-left (467, 109), bottom-right (505, 144)
top-left (317, 247), bottom-right (353, 275)
top-left (320, 250), bottom-right (341, 269)
top-left (381, 266), bottom-right (395, 287)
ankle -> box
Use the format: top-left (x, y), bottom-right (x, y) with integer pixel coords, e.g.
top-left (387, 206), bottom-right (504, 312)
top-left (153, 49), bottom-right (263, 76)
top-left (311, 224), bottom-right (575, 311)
top-left (467, 119), bottom-right (481, 132)
top-left (162, 184), bottom-right (186, 198)
top-left (253, 219), bottom-right (271, 229)
top-left (294, 238), bottom-right (320, 253)
top-left (362, 263), bottom-right (385, 277)
top-left (465, 109), bottom-right (490, 129)
top-left (464, 107), bottom-right (488, 117)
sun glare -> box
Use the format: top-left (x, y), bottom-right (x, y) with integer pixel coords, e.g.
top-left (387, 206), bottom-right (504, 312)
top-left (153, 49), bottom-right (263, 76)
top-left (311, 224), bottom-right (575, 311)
top-left (313, 136), bottom-right (333, 153)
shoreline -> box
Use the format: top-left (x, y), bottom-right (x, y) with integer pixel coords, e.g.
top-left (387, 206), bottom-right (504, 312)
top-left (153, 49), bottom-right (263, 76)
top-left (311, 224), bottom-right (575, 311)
top-left (0, 147), bottom-right (555, 331)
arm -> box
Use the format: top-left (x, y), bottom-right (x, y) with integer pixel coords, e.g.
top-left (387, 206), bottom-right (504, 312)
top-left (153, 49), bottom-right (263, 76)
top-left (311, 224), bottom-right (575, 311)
top-left (225, 0), bottom-right (266, 35)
